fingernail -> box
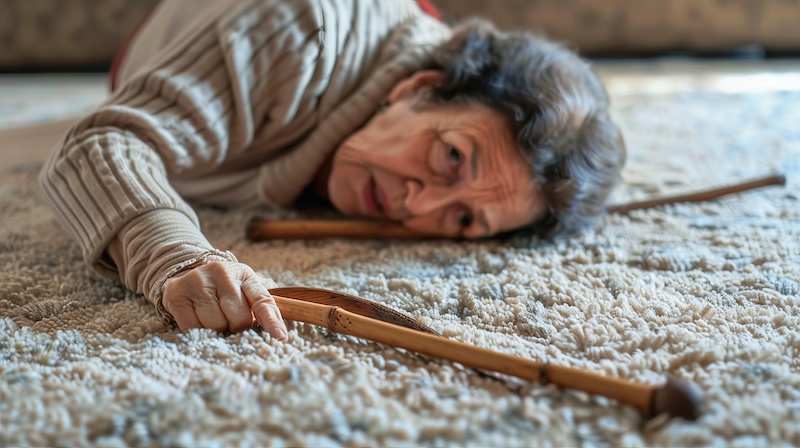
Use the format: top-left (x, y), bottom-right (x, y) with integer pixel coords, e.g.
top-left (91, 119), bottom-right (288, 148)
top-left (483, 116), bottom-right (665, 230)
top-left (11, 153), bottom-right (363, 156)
top-left (273, 328), bottom-right (287, 341)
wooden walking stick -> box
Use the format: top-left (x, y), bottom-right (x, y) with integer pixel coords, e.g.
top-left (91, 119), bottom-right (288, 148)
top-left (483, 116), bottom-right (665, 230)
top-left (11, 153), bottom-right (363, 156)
top-left (246, 174), bottom-right (786, 241)
top-left (243, 176), bottom-right (779, 418)
top-left (246, 218), bottom-right (431, 241)
top-left (269, 287), bottom-right (703, 421)
top-left (606, 174), bottom-right (786, 214)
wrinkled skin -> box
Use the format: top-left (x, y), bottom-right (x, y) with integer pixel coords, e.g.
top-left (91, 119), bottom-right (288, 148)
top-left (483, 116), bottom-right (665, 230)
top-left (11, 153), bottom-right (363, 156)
top-left (327, 70), bottom-right (543, 239)
top-left (165, 70), bottom-right (543, 335)
top-left (163, 261), bottom-right (288, 340)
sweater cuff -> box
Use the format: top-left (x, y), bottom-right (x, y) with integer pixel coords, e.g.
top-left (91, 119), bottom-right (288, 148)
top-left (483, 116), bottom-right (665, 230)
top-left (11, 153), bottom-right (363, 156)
top-left (105, 208), bottom-right (238, 325)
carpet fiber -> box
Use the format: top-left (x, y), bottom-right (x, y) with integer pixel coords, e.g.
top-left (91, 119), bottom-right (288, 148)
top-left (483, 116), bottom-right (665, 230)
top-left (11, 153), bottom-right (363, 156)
top-left (1, 70), bottom-right (799, 446)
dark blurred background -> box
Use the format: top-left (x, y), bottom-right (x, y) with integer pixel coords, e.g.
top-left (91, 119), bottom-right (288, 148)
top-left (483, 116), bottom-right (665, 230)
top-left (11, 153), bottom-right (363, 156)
top-left (1, 0), bottom-right (799, 73)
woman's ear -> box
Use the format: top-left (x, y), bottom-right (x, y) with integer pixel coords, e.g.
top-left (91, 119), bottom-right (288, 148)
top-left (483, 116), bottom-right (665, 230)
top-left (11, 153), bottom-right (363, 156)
top-left (387, 70), bottom-right (446, 103)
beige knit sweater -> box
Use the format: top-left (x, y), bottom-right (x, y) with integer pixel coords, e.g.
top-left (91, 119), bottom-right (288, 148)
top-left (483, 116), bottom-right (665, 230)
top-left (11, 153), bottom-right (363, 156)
top-left (39, 0), bottom-right (450, 321)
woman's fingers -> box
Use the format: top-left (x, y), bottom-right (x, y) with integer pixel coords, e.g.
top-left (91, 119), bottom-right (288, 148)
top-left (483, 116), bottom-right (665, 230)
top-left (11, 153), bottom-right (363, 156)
top-left (193, 298), bottom-right (230, 332)
top-left (162, 261), bottom-right (288, 339)
top-left (166, 267), bottom-right (230, 332)
top-left (214, 268), bottom-right (256, 333)
top-left (163, 275), bottom-right (203, 332)
top-left (241, 274), bottom-right (288, 340)
top-left (166, 298), bottom-right (202, 332)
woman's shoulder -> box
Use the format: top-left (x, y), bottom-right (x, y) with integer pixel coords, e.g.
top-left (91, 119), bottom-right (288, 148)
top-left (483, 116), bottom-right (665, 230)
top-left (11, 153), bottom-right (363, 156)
top-left (213, 0), bottom-right (449, 118)
top-left (217, 0), bottom-right (444, 44)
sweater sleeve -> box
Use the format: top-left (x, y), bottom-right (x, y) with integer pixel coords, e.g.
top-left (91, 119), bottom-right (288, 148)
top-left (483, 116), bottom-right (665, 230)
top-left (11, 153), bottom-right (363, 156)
top-left (38, 0), bottom-right (324, 316)
top-left (105, 209), bottom-right (238, 323)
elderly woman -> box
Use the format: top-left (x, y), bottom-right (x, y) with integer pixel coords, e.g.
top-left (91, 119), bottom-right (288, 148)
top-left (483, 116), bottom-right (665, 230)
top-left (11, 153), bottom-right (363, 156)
top-left (39, 0), bottom-right (625, 340)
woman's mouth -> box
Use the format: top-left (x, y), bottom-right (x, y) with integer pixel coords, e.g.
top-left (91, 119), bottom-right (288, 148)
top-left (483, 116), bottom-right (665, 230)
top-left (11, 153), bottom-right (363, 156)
top-left (363, 178), bottom-right (384, 215)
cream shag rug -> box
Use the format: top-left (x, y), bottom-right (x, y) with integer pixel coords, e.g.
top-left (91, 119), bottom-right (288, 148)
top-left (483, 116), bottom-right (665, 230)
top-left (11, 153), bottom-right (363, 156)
top-left (1, 78), bottom-right (799, 446)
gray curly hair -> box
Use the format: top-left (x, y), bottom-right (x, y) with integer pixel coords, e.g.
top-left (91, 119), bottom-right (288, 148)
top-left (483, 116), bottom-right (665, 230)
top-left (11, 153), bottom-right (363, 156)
top-left (425, 19), bottom-right (627, 237)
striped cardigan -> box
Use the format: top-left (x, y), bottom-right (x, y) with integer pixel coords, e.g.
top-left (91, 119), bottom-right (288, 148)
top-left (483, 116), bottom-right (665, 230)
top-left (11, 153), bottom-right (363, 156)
top-left (39, 0), bottom-right (450, 321)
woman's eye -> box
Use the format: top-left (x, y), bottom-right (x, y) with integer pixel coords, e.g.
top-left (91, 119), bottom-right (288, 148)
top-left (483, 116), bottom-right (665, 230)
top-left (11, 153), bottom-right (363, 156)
top-left (448, 146), bottom-right (462, 165)
top-left (458, 210), bottom-right (473, 229)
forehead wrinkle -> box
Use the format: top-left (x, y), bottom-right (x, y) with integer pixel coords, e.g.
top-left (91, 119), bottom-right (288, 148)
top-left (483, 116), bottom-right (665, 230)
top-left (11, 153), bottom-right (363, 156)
top-left (465, 123), bottom-right (518, 197)
top-left (478, 181), bottom-right (539, 236)
top-left (468, 166), bottom-right (524, 224)
top-left (453, 106), bottom-right (539, 234)
top-left (470, 143), bottom-right (537, 234)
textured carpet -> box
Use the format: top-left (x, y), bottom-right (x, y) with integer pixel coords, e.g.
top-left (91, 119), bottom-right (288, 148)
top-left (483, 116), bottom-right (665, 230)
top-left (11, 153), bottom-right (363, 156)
top-left (1, 71), bottom-right (799, 446)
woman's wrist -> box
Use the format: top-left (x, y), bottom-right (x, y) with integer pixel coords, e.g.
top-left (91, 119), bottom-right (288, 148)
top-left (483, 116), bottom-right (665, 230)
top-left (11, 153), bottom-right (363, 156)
top-left (102, 208), bottom-right (237, 325)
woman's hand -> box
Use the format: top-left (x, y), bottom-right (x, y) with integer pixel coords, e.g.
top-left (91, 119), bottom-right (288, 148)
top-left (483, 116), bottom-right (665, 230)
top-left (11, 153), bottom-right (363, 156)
top-left (162, 261), bottom-right (288, 340)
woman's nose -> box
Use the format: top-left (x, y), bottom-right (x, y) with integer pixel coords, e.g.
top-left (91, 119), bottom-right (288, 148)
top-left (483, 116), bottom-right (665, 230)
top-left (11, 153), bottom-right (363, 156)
top-left (403, 180), bottom-right (460, 216)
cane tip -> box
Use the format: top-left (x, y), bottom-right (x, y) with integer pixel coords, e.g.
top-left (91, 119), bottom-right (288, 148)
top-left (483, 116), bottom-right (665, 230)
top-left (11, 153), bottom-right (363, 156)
top-left (651, 377), bottom-right (703, 421)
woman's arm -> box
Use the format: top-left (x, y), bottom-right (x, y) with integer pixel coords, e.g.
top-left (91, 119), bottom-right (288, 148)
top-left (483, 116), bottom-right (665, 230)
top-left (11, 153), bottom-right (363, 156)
top-left (38, 0), bottom-right (325, 333)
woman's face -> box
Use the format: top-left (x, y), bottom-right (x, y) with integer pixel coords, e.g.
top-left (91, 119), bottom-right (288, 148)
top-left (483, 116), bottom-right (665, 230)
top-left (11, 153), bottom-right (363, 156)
top-left (327, 71), bottom-right (544, 238)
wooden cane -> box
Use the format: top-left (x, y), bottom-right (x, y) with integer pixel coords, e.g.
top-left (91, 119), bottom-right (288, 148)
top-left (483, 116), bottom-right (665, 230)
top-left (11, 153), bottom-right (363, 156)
top-left (269, 288), bottom-right (703, 421)
top-left (607, 174), bottom-right (786, 213)
top-left (246, 174), bottom-right (786, 241)
top-left (246, 218), bottom-right (431, 241)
